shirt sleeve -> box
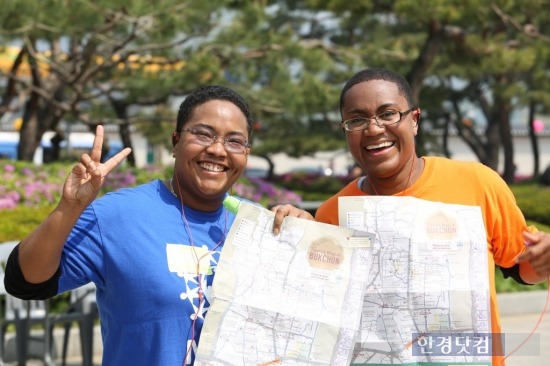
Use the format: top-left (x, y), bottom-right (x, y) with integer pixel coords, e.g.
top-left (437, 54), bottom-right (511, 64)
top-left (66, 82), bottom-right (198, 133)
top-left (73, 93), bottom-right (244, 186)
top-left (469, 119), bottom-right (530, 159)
top-left (4, 244), bottom-right (61, 300)
top-left (482, 167), bottom-right (531, 268)
top-left (498, 264), bottom-right (532, 285)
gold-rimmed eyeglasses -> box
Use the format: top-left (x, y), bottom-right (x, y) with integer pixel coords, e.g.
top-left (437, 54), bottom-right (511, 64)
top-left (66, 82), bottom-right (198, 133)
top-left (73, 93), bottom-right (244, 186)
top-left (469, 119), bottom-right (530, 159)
top-left (341, 108), bottom-right (415, 132)
top-left (181, 127), bottom-right (250, 154)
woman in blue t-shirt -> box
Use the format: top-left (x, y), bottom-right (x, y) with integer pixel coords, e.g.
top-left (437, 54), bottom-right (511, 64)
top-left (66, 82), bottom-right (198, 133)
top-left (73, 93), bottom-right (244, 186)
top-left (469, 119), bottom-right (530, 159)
top-left (4, 85), bottom-right (312, 365)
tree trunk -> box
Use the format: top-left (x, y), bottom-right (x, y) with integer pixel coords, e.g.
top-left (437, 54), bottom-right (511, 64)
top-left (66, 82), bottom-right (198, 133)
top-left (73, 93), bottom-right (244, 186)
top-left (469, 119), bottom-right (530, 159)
top-left (483, 118), bottom-right (501, 171)
top-left (257, 154), bottom-right (275, 181)
top-left (17, 113), bottom-right (42, 161)
top-left (111, 100), bottom-right (135, 167)
top-left (17, 57), bottom-right (66, 162)
top-left (118, 122), bottom-right (135, 166)
top-left (499, 102), bottom-right (515, 183)
top-left (527, 101), bottom-right (540, 179)
top-left (17, 90), bottom-right (43, 161)
top-left (407, 21), bottom-right (446, 105)
top-left (441, 112), bottom-right (451, 158)
top-left (407, 20), bottom-right (446, 157)
top-left (451, 96), bottom-right (488, 163)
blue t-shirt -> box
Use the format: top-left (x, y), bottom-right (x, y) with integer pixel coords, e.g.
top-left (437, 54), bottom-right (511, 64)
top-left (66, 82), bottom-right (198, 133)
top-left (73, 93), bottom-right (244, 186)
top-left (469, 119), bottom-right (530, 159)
top-left (57, 179), bottom-right (237, 365)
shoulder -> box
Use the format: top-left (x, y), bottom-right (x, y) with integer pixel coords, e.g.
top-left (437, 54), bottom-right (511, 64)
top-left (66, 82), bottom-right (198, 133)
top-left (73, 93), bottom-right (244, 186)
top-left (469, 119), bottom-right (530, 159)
top-left (426, 156), bottom-right (502, 181)
top-left (92, 180), bottom-right (165, 212)
top-left (426, 156), bottom-right (484, 169)
top-left (422, 156), bottom-right (514, 207)
top-left (104, 179), bottom-right (161, 198)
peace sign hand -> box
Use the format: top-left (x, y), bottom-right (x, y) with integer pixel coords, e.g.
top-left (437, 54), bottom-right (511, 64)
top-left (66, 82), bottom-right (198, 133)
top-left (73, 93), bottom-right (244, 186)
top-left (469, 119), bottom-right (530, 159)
top-left (62, 125), bottom-right (131, 208)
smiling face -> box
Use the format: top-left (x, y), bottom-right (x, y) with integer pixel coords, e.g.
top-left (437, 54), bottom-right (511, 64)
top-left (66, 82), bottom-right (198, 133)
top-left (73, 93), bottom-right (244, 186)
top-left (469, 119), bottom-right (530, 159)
top-left (172, 99), bottom-right (250, 211)
top-left (341, 79), bottom-right (420, 191)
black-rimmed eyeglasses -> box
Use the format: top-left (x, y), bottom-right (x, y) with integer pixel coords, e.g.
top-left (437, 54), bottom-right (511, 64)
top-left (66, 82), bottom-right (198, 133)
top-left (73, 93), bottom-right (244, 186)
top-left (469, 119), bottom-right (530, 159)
top-left (181, 127), bottom-right (250, 154)
top-left (341, 108), bottom-right (415, 132)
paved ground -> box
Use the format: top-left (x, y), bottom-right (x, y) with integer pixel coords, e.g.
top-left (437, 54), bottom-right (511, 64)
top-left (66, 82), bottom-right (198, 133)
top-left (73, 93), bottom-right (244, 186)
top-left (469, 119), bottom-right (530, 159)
top-left (497, 290), bottom-right (550, 366)
top-left (500, 310), bottom-right (550, 366)
top-left (5, 291), bottom-right (549, 365)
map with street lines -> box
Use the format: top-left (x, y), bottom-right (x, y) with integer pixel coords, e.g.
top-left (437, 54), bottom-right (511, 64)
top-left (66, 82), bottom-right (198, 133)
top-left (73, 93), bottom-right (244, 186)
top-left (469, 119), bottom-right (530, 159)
top-left (338, 196), bottom-right (492, 365)
top-left (195, 201), bottom-right (374, 365)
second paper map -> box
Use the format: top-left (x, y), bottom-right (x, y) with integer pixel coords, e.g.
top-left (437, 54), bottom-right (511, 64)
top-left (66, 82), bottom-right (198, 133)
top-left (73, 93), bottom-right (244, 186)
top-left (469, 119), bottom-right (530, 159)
top-left (195, 200), bottom-right (374, 366)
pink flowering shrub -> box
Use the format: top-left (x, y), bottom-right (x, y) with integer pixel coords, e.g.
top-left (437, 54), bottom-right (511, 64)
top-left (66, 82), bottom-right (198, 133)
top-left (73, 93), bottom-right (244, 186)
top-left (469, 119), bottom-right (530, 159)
top-left (232, 177), bottom-right (302, 207)
top-left (0, 160), bottom-right (302, 210)
top-left (0, 161), bottom-right (67, 209)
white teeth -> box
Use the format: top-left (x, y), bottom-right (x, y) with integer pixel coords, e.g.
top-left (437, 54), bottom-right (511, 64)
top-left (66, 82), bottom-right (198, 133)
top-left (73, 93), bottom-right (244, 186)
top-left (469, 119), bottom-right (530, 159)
top-left (200, 162), bottom-right (225, 172)
top-left (366, 141), bottom-right (394, 150)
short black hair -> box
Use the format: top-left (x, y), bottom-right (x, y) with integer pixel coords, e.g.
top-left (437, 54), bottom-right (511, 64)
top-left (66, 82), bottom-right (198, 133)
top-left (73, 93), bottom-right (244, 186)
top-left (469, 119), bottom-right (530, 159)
top-left (175, 85), bottom-right (253, 139)
top-left (339, 68), bottom-right (415, 114)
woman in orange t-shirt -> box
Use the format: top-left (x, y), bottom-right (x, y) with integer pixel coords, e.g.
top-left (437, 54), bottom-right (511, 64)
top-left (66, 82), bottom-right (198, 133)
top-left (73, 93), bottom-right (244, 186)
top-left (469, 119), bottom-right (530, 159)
top-left (315, 67), bottom-right (550, 365)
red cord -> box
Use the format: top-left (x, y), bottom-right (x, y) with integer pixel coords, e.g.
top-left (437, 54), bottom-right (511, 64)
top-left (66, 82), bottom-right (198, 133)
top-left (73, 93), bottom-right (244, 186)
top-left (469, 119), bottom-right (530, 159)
top-left (503, 276), bottom-right (550, 361)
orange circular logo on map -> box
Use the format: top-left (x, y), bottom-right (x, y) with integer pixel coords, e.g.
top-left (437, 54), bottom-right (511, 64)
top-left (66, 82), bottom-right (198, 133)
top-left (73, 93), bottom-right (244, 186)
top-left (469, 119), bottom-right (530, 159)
top-left (307, 236), bottom-right (344, 270)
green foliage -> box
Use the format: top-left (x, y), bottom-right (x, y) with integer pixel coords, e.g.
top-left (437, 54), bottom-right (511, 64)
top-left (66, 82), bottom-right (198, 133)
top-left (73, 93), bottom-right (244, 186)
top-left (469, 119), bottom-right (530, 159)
top-left (0, 0), bottom-right (233, 162)
top-left (0, 205), bottom-right (56, 242)
top-left (206, 2), bottom-right (351, 158)
top-left (511, 183), bottom-right (550, 227)
top-left (271, 172), bottom-right (351, 201)
top-left (3, 0), bottom-right (550, 176)
top-left (0, 159), bottom-right (302, 241)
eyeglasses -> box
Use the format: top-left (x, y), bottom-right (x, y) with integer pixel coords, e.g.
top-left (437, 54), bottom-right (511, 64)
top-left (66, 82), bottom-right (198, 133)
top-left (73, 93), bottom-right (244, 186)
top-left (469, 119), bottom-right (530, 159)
top-left (341, 108), bottom-right (415, 132)
top-left (181, 127), bottom-right (250, 154)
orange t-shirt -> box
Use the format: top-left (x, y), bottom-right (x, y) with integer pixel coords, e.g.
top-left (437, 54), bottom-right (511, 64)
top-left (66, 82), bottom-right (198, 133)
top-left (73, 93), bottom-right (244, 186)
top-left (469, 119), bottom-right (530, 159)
top-left (316, 156), bottom-right (532, 365)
